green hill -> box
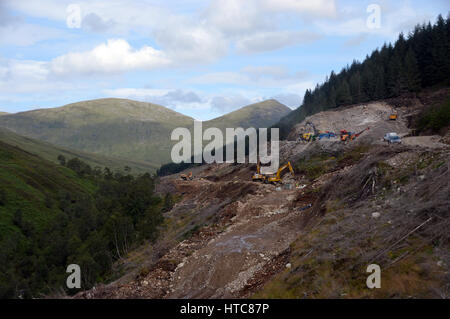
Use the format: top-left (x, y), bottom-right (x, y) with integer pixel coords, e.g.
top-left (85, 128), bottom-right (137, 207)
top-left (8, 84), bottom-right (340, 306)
top-left (204, 99), bottom-right (291, 131)
top-left (0, 127), bottom-right (158, 174)
top-left (0, 98), bottom-right (289, 166)
top-left (0, 98), bottom-right (194, 165)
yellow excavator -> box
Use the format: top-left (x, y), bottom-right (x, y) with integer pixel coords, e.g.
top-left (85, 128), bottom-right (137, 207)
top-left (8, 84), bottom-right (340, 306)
top-left (180, 172), bottom-right (193, 180)
top-left (301, 132), bottom-right (313, 142)
top-left (253, 161), bottom-right (295, 184)
top-left (266, 162), bottom-right (295, 183)
top-left (252, 161), bottom-right (266, 182)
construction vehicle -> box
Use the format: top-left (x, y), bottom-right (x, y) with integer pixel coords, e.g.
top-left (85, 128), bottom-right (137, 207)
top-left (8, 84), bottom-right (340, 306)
top-left (265, 162), bottom-right (295, 184)
top-left (299, 122), bottom-right (319, 142)
top-left (389, 108), bottom-right (398, 120)
top-left (340, 127), bottom-right (370, 142)
top-left (180, 172), bottom-right (193, 180)
top-left (340, 130), bottom-right (352, 142)
top-left (318, 131), bottom-right (336, 140)
top-left (252, 161), bottom-right (266, 182)
top-left (350, 127), bottom-right (370, 140)
top-left (300, 132), bottom-right (314, 142)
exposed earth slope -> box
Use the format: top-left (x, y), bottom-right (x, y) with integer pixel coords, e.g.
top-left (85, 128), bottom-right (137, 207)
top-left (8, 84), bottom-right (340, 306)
top-left (75, 90), bottom-right (450, 299)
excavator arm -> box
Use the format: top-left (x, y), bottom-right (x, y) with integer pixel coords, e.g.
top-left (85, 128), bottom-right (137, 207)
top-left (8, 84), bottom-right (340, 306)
top-left (267, 161), bottom-right (295, 183)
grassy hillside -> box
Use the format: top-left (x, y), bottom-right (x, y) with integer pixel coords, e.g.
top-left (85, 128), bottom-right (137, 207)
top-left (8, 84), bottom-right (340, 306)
top-left (0, 98), bottom-right (290, 167)
top-left (0, 140), bottom-right (96, 297)
top-left (0, 127), bottom-right (158, 174)
top-left (0, 98), bottom-right (194, 165)
top-left (0, 139), bottom-right (166, 298)
top-left (204, 99), bottom-right (290, 131)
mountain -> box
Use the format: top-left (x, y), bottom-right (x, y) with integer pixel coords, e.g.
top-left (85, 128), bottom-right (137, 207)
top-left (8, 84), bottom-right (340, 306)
top-left (0, 127), bottom-right (158, 174)
top-left (0, 112), bottom-right (8, 116)
top-left (204, 99), bottom-right (291, 130)
top-left (0, 98), bottom-right (290, 166)
top-left (0, 98), bottom-right (194, 166)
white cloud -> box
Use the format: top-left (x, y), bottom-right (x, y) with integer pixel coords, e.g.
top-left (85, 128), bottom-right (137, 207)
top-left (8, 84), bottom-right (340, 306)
top-left (153, 18), bottom-right (228, 64)
top-left (189, 66), bottom-right (310, 88)
top-left (5, 0), bottom-right (333, 57)
top-left (0, 23), bottom-right (65, 46)
top-left (315, 2), bottom-right (433, 40)
top-left (210, 94), bottom-right (254, 112)
top-left (203, 0), bottom-right (271, 36)
top-left (236, 30), bottom-right (322, 54)
top-left (264, 0), bottom-right (337, 18)
top-left (50, 39), bottom-right (170, 75)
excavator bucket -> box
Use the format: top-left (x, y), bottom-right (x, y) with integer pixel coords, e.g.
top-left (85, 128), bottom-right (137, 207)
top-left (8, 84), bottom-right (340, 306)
top-left (180, 172), bottom-right (193, 180)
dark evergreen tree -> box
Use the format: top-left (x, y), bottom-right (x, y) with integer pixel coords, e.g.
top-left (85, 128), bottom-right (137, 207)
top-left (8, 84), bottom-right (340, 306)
top-left (404, 48), bottom-right (422, 92)
top-left (336, 80), bottom-right (352, 106)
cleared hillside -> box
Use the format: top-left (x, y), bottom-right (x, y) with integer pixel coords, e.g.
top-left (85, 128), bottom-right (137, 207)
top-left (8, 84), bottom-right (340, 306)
top-left (0, 127), bottom-right (158, 174)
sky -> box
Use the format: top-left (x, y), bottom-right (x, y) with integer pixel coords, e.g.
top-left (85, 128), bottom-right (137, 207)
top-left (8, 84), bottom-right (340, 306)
top-left (0, 0), bottom-right (448, 120)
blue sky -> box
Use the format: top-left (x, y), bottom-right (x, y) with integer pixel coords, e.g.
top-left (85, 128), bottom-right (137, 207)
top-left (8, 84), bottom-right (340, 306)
top-left (0, 0), bottom-right (448, 120)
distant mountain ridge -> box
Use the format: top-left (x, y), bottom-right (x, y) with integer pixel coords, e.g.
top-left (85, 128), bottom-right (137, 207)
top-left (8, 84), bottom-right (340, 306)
top-left (0, 98), bottom-right (290, 166)
top-left (204, 99), bottom-right (290, 131)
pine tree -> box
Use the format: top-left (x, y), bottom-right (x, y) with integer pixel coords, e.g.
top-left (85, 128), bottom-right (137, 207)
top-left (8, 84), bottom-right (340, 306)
top-left (336, 80), bottom-right (352, 106)
top-left (362, 64), bottom-right (375, 101)
top-left (374, 65), bottom-right (387, 99)
top-left (349, 72), bottom-right (362, 103)
top-left (328, 85), bottom-right (337, 107)
top-left (387, 53), bottom-right (406, 96)
top-left (404, 48), bottom-right (422, 92)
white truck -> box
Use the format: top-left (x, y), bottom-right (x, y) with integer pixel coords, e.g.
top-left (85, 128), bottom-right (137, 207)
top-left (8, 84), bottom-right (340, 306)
top-left (384, 132), bottom-right (402, 144)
